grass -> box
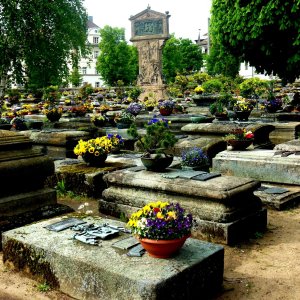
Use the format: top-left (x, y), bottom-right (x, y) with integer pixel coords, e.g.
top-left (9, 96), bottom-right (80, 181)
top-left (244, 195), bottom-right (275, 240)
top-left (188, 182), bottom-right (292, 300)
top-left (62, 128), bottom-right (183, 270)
top-left (36, 282), bottom-right (51, 292)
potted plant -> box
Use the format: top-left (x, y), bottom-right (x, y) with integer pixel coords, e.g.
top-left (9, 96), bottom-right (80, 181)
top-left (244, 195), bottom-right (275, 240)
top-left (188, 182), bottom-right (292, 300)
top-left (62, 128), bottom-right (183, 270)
top-left (107, 133), bottom-right (124, 153)
top-left (43, 106), bottom-right (63, 122)
top-left (157, 100), bottom-right (175, 116)
top-left (114, 110), bottom-right (135, 129)
top-left (90, 114), bottom-right (107, 127)
top-left (73, 135), bottom-right (115, 167)
top-left (224, 128), bottom-right (254, 150)
top-left (127, 117), bottom-right (178, 171)
top-left (233, 97), bottom-right (254, 121)
top-left (127, 201), bottom-right (194, 258)
top-left (126, 102), bottom-right (143, 116)
top-left (209, 100), bottom-right (228, 120)
top-left (0, 117), bottom-right (12, 130)
top-left (181, 147), bottom-right (209, 171)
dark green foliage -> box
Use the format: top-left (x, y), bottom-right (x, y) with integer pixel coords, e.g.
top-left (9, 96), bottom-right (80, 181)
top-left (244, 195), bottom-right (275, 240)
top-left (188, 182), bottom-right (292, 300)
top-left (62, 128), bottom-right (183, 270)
top-left (96, 26), bottom-right (138, 85)
top-left (0, 0), bottom-right (88, 89)
top-left (210, 0), bottom-right (300, 83)
top-left (128, 119), bottom-right (177, 154)
top-left (162, 35), bottom-right (203, 83)
top-left (206, 41), bottom-right (241, 78)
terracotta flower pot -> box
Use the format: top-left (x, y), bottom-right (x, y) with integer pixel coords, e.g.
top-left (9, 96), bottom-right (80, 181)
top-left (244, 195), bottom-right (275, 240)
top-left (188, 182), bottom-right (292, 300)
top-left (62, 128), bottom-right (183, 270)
top-left (139, 235), bottom-right (190, 258)
top-left (159, 107), bottom-right (172, 116)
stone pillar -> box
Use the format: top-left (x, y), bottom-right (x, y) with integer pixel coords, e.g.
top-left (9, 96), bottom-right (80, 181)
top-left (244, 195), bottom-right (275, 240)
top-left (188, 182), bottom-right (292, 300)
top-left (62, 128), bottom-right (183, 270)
top-left (129, 6), bottom-right (170, 100)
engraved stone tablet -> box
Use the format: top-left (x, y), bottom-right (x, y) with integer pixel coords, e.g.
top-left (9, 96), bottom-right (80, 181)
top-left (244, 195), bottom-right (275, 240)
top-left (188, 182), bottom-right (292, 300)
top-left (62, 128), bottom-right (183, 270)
top-left (134, 19), bottom-right (163, 36)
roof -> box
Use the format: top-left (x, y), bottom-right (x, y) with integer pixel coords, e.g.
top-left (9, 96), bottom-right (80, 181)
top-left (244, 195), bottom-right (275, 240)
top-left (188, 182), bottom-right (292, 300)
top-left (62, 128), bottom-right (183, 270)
top-left (87, 20), bottom-right (99, 29)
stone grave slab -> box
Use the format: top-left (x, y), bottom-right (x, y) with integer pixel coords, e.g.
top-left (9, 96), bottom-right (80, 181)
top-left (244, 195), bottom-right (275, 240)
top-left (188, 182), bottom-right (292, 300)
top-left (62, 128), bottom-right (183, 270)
top-left (2, 216), bottom-right (224, 300)
top-left (181, 122), bottom-right (275, 149)
top-left (46, 155), bottom-right (181, 198)
top-left (21, 129), bottom-right (93, 159)
top-left (101, 168), bottom-right (267, 245)
top-left (0, 130), bottom-right (72, 247)
top-left (269, 122), bottom-right (300, 145)
top-left (212, 148), bottom-right (300, 185)
top-left (254, 184), bottom-right (300, 210)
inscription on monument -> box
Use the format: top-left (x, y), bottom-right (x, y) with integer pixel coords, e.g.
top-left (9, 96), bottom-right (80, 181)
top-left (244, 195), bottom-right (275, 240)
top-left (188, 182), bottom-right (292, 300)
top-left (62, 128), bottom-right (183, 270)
top-left (134, 19), bottom-right (163, 36)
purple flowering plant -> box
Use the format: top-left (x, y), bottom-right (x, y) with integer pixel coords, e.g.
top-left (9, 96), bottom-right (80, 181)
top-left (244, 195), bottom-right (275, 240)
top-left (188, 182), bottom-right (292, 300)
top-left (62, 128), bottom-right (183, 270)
top-left (126, 102), bottom-right (143, 116)
top-left (107, 133), bottom-right (124, 148)
top-left (127, 201), bottom-right (194, 240)
top-left (181, 147), bottom-right (209, 168)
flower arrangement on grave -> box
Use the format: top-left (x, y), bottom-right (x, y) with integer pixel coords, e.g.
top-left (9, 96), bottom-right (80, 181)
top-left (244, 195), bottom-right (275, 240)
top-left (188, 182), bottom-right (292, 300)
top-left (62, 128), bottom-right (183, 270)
top-left (143, 98), bottom-right (158, 110)
top-left (157, 100), bottom-right (175, 111)
top-left (43, 106), bottom-right (63, 122)
top-left (224, 128), bottom-right (254, 150)
top-left (233, 97), bottom-right (254, 112)
top-left (181, 147), bottom-right (209, 170)
top-left (262, 98), bottom-right (283, 113)
top-left (157, 100), bottom-right (175, 116)
top-left (73, 135), bottom-right (114, 166)
top-left (127, 201), bottom-right (193, 240)
top-left (10, 116), bottom-right (27, 130)
top-left (127, 201), bottom-right (194, 258)
top-left (71, 105), bottom-right (87, 117)
top-left (194, 86), bottom-right (204, 94)
top-left (114, 110), bottom-right (135, 125)
top-left (224, 128), bottom-right (254, 141)
top-left (99, 103), bottom-right (110, 113)
top-left (126, 102), bottom-right (143, 116)
top-left (107, 133), bottom-right (124, 152)
top-left (90, 114), bottom-right (107, 126)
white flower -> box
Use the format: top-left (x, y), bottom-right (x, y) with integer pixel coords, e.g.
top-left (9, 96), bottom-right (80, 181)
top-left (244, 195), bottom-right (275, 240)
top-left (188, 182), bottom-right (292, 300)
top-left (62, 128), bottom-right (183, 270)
top-left (78, 204), bottom-right (85, 210)
top-left (85, 210), bottom-right (93, 215)
top-left (84, 202), bottom-right (89, 206)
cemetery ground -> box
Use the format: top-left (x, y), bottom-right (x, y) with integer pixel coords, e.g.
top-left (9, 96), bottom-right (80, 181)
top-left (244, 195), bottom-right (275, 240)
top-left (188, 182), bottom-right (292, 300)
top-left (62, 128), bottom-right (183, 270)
top-left (0, 196), bottom-right (299, 300)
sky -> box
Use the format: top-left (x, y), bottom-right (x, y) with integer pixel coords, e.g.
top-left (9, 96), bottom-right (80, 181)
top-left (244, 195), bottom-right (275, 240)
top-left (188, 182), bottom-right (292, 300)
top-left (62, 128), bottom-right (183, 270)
top-left (83, 0), bottom-right (212, 42)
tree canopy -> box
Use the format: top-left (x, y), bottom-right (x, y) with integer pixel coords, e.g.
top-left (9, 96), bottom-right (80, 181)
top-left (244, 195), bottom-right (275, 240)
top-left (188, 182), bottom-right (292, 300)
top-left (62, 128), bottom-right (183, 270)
top-left (162, 35), bottom-right (203, 83)
top-left (0, 0), bottom-right (88, 91)
top-left (210, 0), bottom-right (300, 83)
top-left (96, 26), bottom-right (138, 86)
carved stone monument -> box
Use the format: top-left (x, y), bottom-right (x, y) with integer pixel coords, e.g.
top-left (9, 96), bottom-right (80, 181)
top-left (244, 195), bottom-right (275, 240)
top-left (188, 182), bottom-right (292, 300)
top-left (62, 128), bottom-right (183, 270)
top-left (130, 6), bottom-right (170, 99)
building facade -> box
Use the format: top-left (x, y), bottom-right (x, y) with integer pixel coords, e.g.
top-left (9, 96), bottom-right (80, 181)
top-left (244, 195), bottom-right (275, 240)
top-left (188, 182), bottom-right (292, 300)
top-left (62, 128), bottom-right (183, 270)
top-left (75, 16), bottom-right (103, 88)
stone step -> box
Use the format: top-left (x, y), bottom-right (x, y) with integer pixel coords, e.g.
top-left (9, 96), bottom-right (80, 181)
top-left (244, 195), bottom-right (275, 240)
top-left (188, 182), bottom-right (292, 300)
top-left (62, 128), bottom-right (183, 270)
top-left (0, 188), bottom-right (57, 217)
top-left (2, 217), bottom-right (224, 300)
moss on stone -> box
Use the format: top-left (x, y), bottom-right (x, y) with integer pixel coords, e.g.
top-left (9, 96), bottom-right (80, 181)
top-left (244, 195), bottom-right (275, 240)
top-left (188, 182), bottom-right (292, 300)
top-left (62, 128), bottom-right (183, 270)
top-left (3, 239), bottom-right (59, 288)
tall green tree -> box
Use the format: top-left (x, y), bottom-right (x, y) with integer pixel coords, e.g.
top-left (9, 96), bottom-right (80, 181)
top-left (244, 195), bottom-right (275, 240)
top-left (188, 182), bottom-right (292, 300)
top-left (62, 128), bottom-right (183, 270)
top-left (96, 26), bottom-right (138, 86)
top-left (210, 0), bottom-right (300, 83)
top-left (0, 0), bottom-right (88, 91)
top-left (162, 35), bottom-right (203, 83)
top-left (206, 41), bottom-right (241, 78)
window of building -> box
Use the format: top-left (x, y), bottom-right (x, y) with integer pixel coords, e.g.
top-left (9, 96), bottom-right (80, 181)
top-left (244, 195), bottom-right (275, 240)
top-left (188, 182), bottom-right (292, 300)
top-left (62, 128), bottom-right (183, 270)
top-left (94, 51), bottom-right (99, 58)
top-left (93, 37), bottom-right (99, 44)
top-left (95, 82), bottom-right (100, 87)
top-left (81, 67), bottom-right (87, 74)
top-left (245, 62), bottom-right (248, 70)
top-left (95, 68), bottom-right (98, 74)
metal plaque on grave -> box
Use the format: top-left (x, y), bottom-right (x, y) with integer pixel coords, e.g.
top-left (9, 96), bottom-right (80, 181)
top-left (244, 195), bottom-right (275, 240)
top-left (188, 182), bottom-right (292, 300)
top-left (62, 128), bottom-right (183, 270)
top-left (45, 218), bottom-right (86, 232)
top-left (112, 236), bottom-right (140, 250)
